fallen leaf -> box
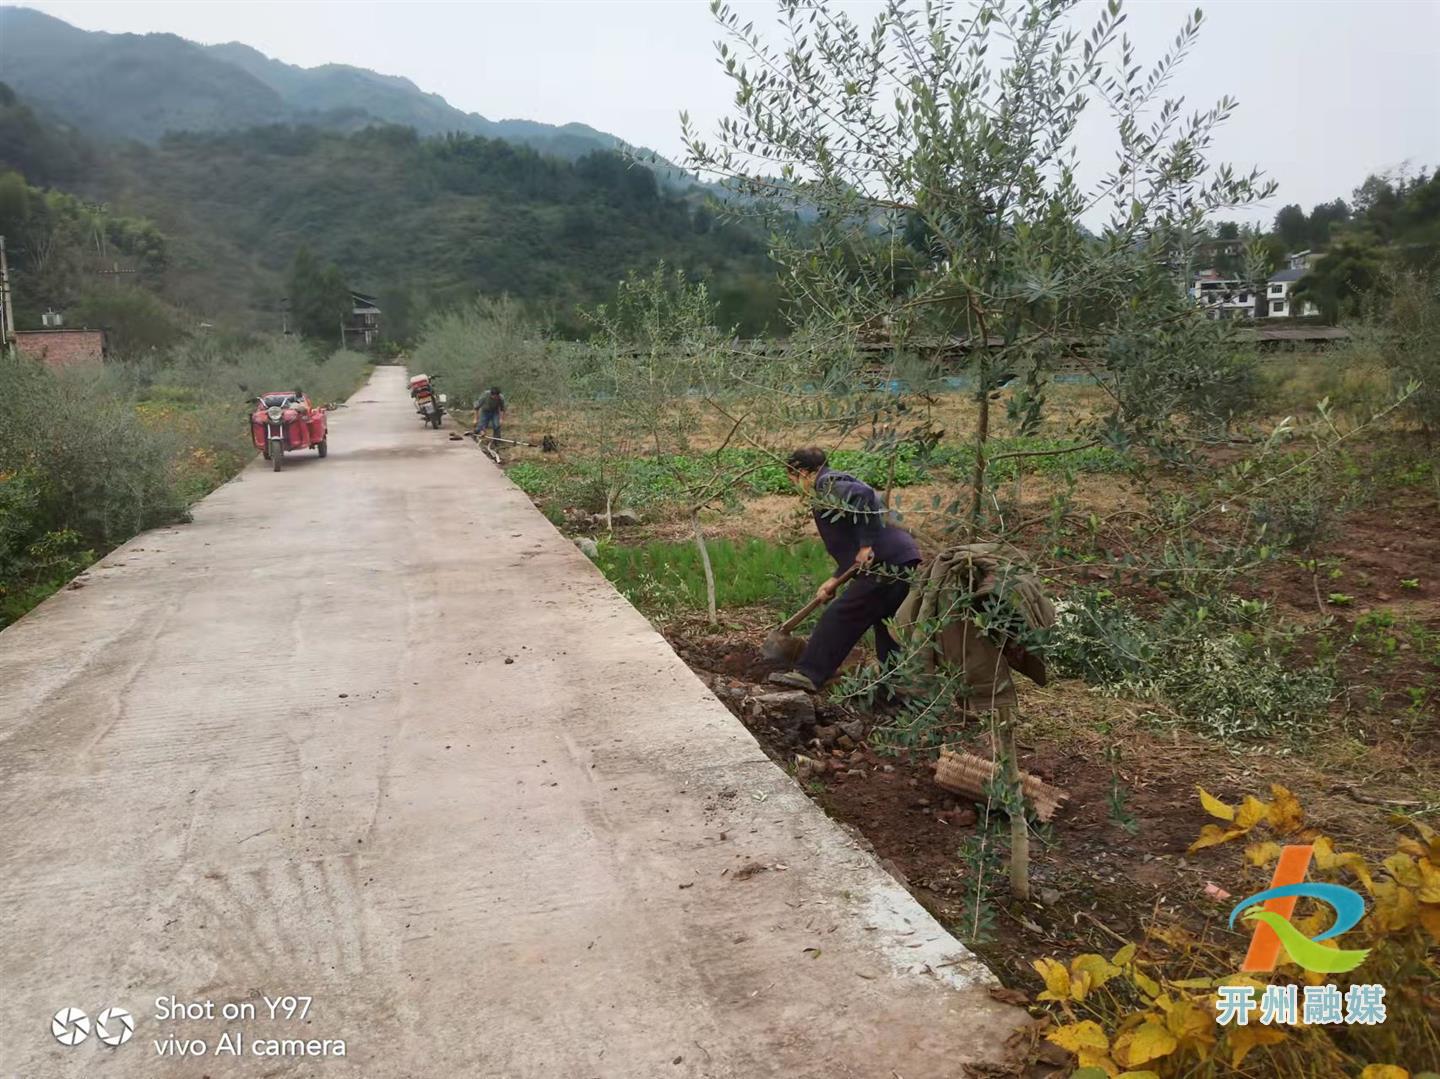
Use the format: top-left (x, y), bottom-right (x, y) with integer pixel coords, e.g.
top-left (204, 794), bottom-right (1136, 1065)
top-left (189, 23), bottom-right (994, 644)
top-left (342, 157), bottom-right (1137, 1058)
top-left (1197, 786), bottom-right (1235, 821)
top-left (1117, 1019), bottom-right (1177, 1066)
top-left (1266, 784), bottom-right (1305, 833)
top-left (1189, 823), bottom-right (1241, 853)
top-left (1227, 1023), bottom-right (1287, 1067)
top-left (1045, 1019), bottom-right (1109, 1055)
top-left (1236, 795), bottom-right (1270, 830)
top-left (1245, 841), bottom-right (1283, 868)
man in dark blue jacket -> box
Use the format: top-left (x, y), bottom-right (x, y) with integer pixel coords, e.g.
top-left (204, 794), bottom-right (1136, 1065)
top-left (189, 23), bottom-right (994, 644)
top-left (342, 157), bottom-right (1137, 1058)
top-left (769, 447), bottom-right (922, 693)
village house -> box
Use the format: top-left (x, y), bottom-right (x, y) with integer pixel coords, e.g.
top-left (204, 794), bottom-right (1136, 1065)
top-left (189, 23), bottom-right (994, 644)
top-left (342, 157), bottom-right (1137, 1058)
top-left (1189, 272), bottom-right (1255, 320)
top-left (342, 291), bottom-right (381, 348)
top-left (1263, 255), bottom-right (1320, 318)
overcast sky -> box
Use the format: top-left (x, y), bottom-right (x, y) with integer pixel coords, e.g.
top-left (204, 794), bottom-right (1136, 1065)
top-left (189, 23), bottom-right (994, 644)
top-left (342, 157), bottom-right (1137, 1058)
top-left (7, 0), bottom-right (1439, 225)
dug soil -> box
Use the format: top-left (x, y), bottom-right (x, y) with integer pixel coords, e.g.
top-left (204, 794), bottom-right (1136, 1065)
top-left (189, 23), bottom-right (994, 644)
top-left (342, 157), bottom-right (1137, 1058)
top-left (662, 606), bottom-right (1433, 994)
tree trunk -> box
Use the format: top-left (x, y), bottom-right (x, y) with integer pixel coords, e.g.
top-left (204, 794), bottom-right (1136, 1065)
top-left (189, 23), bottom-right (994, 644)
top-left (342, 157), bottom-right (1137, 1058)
top-left (968, 352), bottom-right (993, 540)
top-left (1000, 707), bottom-right (1030, 899)
top-left (692, 510), bottom-right (717, 624)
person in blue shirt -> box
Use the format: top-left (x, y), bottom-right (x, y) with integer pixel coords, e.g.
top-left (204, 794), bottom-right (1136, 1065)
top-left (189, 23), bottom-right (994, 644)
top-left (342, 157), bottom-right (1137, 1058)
top-left (474, 387), bottom-right (506, 440)
top-left (769, 447), bottom-right (922, 693)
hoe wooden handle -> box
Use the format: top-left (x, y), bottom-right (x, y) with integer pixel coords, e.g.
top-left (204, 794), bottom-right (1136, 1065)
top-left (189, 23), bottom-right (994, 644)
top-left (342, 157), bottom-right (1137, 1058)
top-left (779, 564), bottom-right (861, 633)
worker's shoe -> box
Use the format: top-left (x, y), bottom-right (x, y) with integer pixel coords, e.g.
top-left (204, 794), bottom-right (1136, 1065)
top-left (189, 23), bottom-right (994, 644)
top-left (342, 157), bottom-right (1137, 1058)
top-left (767, 670), bottom-right (818, 692)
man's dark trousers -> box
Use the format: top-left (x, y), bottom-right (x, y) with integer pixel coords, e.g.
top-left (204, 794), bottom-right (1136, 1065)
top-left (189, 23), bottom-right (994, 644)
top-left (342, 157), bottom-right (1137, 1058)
top-left (797, 565), bottom-right (916, 687)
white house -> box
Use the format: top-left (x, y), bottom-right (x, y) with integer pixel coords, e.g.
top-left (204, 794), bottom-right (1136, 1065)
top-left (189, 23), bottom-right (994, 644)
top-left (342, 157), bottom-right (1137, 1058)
top-left (1189, 274), bottom-right (1255, 320)
top-left (1264, 267), bottom-right (1318, 318)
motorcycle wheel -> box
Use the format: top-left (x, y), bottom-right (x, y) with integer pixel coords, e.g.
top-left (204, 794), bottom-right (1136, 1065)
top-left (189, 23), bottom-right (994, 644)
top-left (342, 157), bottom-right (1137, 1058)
top-left (317, 440), bottom-right (328, 458)
top-left (271, 441), bottom-right (284, 472)
top-left (429, 412), bottom-right (442, 429)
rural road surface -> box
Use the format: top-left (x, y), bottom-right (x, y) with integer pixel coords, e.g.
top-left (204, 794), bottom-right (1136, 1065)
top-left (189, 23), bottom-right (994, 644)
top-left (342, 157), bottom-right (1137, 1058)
top-left (0, 366), bottom-right (1023, 1077)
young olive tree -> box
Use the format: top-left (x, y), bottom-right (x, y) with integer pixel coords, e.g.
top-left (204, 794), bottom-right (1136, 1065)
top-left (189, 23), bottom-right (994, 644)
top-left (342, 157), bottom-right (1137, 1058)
top-left (583, 264), bottom-right (740, 621)
top-left (684, 0), bottom-right (1274, 896)
top-left (685, 0), bottom-right (1273, 519)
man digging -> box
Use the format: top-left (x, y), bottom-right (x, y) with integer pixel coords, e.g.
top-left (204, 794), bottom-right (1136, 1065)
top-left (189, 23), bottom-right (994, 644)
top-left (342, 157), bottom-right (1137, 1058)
top-left (768, 447), bottom-right (922, 694)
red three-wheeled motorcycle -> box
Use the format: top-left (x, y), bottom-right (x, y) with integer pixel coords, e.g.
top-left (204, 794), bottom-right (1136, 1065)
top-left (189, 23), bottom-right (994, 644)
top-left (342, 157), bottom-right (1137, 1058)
top-left (249, 391), bottom-right (328, 473)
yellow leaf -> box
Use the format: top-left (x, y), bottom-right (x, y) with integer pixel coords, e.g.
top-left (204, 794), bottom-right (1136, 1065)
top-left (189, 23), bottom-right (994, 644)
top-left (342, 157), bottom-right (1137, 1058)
top-left (1313, 836), bottom-right (1375, 893)
top-left (1078, 1047), bottom-right (1117, 1074)
top-left (1359, 1067), bottom-right (1410, 1079)
top-left (1414, 858), bottom-right (1440, 904)
top-left (1236, 795), bottom-right (1270, 830)
top-left (1046, 1019), bottom-right (1110, 1054)
top-left (1129, 968), bottom-right (1162, 1000)
top-left (1115, 1019), bottom-right (1178, 1067)
top-left (1073, 953), bottom-right (1122, 991)
top-left (1159, 996), bottom-right (1216, 1048)
top-left (1418, 902), bottom-right (1440, 942)
top-left (1370, 881), bottom-right (1418, 932)
top-left (1033, 957), bottom-right (1071, 1001)
top-left (1385, 853), bottom-right (1423, 888)
top-left (1168, 977), bottom-right (1218, 990)
top-left (1069, 969), bottom-right (1095, 1003)
top-left (1111, 942), bottom-right (1137, 967)
top-left (1227, 1025), bottom-right (1288, 1068)
top-left (1406, 818), bottom-right (1440, 861)
top-left (1197, 785), bottom-right (1235, 821)
top-left (1189, 823), bottom-right (1243, 853)
top-left (1266, 784), bottom-right (1305, 833)
top-left (1245, 841), bottom-right (1283, 867)
top-left (1116, 1073), bottom-right (1162, 1079)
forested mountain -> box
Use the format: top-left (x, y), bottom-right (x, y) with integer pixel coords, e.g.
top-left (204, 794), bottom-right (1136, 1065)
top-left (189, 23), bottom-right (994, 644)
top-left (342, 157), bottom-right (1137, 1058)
top-left (0, 7), bottom-right (650, 161)
top-left (0, 79), bottom-right (778, 342)
top-left (104, 124), bottom-right (773, 333)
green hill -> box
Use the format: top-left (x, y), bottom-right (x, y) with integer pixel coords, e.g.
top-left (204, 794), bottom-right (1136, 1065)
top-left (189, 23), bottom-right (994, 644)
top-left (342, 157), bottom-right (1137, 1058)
top-left (0, 80), bottom-right (777, 339)
top-left (0, 7), bottom-right (660, 162)
top-left (104, 124), bottom-right (773, 332)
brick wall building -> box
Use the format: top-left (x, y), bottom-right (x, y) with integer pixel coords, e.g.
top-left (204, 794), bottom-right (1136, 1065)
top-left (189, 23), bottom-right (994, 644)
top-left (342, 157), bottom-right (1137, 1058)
top-left (13, 329), bottom-right (106, 367)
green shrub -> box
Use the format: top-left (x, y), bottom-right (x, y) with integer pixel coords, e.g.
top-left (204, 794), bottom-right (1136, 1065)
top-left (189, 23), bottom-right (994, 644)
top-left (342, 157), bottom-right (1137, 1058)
top-left (0, 470), bottom-right (94, 626)
top-left (1050, 589), bottom-right (1337, 741)
top-left (0, 356), bottom-right (189, 552)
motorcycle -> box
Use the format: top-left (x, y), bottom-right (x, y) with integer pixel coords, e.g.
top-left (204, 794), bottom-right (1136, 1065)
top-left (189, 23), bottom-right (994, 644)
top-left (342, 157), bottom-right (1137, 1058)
top-left (249, 391), bottom-right (329, 473)
top-left (408, 373), bottom-right (447, 429)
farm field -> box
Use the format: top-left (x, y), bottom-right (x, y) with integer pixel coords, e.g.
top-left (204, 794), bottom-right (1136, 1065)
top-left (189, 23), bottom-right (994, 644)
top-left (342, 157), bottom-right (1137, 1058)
top-left (483, 352), bottom-right (1440, 1075)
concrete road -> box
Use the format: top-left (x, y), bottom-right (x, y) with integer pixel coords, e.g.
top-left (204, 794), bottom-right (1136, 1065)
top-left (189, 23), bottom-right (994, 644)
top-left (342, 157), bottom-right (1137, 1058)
top-left (0, 367), bottom-right (1023, 1077)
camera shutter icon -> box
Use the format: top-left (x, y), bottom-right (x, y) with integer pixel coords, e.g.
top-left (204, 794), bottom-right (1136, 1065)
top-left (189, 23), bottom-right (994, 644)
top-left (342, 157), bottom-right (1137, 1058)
top-left (96, 1007), bottom-right (135, 1047)
top-left (51, 1007), bottom-right (90, 1046)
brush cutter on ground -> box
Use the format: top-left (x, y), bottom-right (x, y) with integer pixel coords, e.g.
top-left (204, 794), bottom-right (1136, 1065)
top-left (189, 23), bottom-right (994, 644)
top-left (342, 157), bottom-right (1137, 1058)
top-left (761, 565), bottom-right (861, 663)
top-left (462, 431), bottom-right (536, 447)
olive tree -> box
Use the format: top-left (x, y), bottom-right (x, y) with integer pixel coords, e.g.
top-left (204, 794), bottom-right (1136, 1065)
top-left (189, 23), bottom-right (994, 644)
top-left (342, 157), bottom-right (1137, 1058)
top-left (684, 0), bottom-right (1274, 896)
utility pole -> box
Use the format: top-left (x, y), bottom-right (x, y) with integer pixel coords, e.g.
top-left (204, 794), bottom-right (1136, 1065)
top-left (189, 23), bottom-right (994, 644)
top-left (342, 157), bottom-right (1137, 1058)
top-left (0, 235), bottom-right (15, 358)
